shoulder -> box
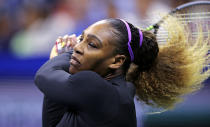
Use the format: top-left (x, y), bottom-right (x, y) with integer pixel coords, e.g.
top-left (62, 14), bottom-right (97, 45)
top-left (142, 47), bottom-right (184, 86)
top-left (68, 71), bottom-right (117, 96)
top-left (70, 71), bottom-right (102, 81)
top-left (111, 78), bottom-right (136, 105)
top-left (69, 71), bottom-right (111, 87)
top-left (110, 76), bottom-right (136, 98)
top-left (126, 82), bottom-right (136, 98)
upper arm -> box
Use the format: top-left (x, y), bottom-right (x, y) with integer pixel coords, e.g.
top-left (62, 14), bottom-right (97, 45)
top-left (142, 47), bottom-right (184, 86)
top-left (35, 69), bottom-right (118, 110)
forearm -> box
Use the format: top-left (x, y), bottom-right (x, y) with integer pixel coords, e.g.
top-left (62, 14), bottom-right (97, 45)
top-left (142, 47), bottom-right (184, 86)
top-left (35, 52), bottom-right (71, 125)
top-left (37, 51), bottom-right (72, 74)
top-left (34, 51), bottom-right (72, 103)
top-left (34, 51), bottom-right (117, 110)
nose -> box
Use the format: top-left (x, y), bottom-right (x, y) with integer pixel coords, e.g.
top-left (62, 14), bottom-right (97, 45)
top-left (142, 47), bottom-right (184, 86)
top-left (73, 43), bottom-right (84, 55)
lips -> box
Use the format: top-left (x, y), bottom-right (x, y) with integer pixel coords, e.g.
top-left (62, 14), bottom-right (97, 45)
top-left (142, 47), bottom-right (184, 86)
top-left (70, 55), bottom-right (81, 67)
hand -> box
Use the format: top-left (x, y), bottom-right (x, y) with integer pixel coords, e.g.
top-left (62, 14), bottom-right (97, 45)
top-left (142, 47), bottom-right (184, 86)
top-left (50, 34), bottom-right (78, 59)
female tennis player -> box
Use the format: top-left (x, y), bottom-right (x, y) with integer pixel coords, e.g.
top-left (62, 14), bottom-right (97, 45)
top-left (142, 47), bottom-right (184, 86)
top-left (35, 18), bottom-right (209, 127)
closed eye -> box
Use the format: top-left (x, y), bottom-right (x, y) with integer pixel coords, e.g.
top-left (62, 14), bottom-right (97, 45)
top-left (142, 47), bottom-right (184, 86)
top-left (88, 42), bottom-right (97, 48)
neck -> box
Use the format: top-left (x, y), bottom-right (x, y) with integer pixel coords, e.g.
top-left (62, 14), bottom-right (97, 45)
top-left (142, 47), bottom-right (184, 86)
top-left (104, 69), bottom-right (123, 81)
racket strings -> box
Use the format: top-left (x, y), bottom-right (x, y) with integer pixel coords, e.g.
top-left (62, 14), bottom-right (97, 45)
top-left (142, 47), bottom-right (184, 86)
top-left (174, 11), bottom-right (210, 16)
top-left (157, 32), bottom-right (209, 37)
top-left (156, 10), bottom-right (210, 44)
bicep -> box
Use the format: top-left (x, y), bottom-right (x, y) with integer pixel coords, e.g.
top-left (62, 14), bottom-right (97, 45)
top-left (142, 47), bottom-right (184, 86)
top-left (35, 71), bottom-right (118, 110)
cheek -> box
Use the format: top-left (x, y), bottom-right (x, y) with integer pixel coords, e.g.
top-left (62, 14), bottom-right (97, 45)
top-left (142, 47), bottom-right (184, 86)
top-left (81, 54), bottom-right (103, 69)
top-left (83, 53), bottom-right (113, 73)
top-left (83, 50), bottom-right (112, 73)
top-left (69, 52), bottom-right (103, 74)
top-left (69, 45), bottom-right (114, 74)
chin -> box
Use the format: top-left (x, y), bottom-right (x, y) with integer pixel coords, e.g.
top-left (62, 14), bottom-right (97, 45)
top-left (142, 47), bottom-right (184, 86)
top-left (69, 67), bottom-right (78, 74)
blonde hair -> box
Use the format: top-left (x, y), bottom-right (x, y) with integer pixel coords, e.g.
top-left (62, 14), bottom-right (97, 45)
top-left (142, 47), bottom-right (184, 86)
top-left (126, 17), bottom-right (210, 109)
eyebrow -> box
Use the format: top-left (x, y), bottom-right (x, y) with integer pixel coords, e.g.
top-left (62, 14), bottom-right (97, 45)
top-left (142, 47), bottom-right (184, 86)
top-left (87, 34), bottom-right (103, 47)
top-left (83, 31), bottom-right (103, 46)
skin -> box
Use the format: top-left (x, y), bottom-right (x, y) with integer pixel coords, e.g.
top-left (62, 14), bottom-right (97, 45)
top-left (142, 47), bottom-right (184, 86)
top-left (50, 20), bottom-right (126, 77)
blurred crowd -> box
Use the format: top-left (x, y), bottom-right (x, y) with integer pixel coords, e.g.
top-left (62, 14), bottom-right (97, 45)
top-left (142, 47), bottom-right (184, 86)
top-left (0, 0), bottom-right (194, 58)
top-left (0, 1), bottom-right (206, 126)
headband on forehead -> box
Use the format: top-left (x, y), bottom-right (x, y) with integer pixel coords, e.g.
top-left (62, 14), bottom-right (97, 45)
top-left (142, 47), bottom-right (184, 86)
top-left (119, 19), bottom-right (143, 62)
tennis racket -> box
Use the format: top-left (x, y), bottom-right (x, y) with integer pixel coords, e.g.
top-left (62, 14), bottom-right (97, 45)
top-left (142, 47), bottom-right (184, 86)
top-left (144, 1), bottom-right (210, 70)
top-left (145, 1), bottom-right (210, 45)
top-left (138, 2), bottom-right (210, 115)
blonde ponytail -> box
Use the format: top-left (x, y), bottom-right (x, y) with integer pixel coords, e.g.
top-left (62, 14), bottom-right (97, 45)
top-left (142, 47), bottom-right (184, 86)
top-left (126, 17), bottom-right (210, 109)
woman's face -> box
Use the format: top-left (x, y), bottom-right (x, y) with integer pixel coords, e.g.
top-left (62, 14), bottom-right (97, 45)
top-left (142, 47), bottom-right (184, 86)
top-left (69, 20), bottom-right (117, 76)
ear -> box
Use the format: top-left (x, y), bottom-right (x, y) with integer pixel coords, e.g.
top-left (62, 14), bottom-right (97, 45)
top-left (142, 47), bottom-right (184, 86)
top-left (108, 55), bottom-right (126, 69)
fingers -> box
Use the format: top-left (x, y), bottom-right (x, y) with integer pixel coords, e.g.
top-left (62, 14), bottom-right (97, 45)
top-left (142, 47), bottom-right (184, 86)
top-left (55, 34), bottom-right (78, 54)
top-left (62, 35), bottom-right (68, 47)
top-left (50, 37), bottom-right (61, 59)
top-left (68, 34), bottom-right (77, 48)
top-left (50, 45), bottom-right (58, 59)
top-left (56, 36), bottom-right (63, 54)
